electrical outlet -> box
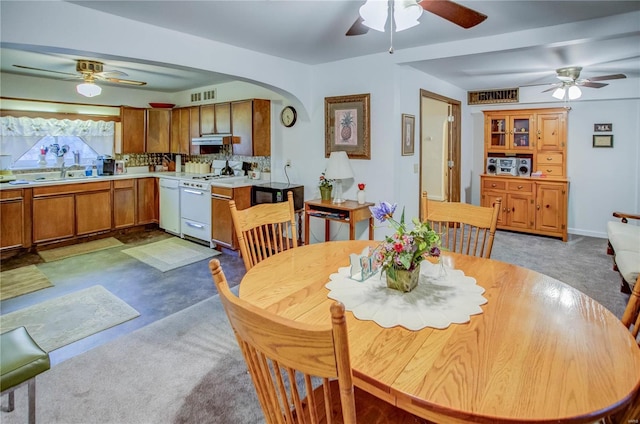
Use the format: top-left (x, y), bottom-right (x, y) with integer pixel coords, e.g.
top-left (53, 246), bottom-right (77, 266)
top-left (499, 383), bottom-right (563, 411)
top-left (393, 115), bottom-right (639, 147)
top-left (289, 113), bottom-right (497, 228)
top-left (286, 159), bottom-right (292, 167)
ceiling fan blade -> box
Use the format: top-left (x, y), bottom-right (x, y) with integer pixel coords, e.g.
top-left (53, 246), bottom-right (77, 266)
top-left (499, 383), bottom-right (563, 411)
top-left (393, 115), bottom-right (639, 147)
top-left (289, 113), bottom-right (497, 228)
top-left (581, 81), bottom-right (608, 89)
top-left (418, 0), bottom-right (487, 29)
top-left (587, 73), bottom-right (626, 82)
top-left (346, 16), bottom-right (369, 36)
top-left (101, 77), bottom-right (147, 86)
top-left (542, 86), bottom-right (560, 93)
top-left (12, 64), bottom-right (78, 77)
top-left (96, 70), bottom-right (129, 78)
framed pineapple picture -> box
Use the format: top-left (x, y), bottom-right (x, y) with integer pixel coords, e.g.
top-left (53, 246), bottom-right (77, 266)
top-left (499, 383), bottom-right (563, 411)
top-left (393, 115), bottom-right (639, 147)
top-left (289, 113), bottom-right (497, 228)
top-left (324, 93), bottom-right (371, 159)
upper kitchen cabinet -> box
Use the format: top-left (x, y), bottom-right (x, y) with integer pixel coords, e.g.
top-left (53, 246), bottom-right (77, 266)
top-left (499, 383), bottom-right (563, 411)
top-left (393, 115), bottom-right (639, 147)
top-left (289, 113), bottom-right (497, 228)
top-left (120, 107), bottom-right (146, 153)
top-left (146, 108), bottom-right (171, 153)
top-left (231, 99), bottom-right (271, 157)
top-left (171, 106), bottom-right (199, 154)
top-left (485, 111), bottom-right (534, 152)
top-left (200, 102), bottom-right (231, 135)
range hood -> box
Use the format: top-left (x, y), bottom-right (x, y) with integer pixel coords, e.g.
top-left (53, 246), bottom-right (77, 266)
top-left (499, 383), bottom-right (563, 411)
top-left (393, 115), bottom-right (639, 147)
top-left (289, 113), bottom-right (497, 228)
top-left (191, 134), bottom-right (232, 146)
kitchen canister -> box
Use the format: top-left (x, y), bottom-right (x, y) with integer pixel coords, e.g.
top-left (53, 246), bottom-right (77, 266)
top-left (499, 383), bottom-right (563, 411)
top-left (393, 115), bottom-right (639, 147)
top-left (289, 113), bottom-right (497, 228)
top-left (175, 155), bottom-right (181, 174)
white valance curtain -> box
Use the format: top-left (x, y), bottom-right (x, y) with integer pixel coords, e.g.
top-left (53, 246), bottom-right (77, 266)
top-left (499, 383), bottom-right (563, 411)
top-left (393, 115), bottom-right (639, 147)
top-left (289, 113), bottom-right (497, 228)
top-left (0, 116), bottom-right (115, 161)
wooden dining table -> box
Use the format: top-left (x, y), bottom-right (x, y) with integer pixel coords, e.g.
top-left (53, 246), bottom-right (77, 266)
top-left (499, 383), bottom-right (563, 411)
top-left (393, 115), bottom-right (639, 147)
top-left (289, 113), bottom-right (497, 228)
top-left (238, 240), bottom-right (640, 423)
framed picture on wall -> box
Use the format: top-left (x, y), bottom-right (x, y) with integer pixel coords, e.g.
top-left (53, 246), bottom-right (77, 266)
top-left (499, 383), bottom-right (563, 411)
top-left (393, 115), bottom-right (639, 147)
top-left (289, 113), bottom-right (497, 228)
top-left (593, 134), bottom-right (613, 148)
top-left (594, 123), bottom-right (612, 132)
top-left (401, 114), bottom-right (415, 156)
top-left (324, 93), bottom-right (370, 159)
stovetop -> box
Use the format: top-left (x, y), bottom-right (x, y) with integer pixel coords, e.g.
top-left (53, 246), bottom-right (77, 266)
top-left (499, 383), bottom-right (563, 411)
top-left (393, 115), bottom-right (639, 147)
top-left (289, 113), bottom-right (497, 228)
top-left (178, 174), bottom-right (248, 189)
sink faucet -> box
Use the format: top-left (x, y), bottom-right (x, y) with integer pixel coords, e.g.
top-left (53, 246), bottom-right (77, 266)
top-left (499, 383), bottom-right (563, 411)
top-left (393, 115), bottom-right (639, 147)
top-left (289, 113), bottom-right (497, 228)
top-left (60, 162), bottom-right (68, 178)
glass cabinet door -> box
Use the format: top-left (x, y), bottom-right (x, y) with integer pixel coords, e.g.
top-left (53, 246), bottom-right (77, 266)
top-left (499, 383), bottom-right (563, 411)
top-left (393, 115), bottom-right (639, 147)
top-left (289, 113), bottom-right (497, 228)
top-left (511, 117), bottom-right (531, 149)
top-left (489, 118), bottom-right (506, 147)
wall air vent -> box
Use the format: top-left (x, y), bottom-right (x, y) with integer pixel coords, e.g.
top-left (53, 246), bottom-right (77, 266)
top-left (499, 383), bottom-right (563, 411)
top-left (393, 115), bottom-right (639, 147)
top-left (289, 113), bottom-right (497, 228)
top-left (203, 89), bottom-right (216, 101)
top-left (190, 92), bottom-right (202, 102)
top-left (468, 88), bottom-right (519, 105)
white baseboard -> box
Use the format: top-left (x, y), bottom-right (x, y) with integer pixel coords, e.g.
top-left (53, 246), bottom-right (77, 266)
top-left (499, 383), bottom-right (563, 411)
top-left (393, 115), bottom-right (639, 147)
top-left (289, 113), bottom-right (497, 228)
top-left (568, 228), bottom-right (607, 239)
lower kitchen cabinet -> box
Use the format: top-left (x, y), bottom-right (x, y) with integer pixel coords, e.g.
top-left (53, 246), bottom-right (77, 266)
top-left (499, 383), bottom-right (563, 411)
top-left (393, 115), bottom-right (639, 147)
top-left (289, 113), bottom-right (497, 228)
top-left (33, 194), bottom-right (75, 243)
top-left (113, 179), bottom-right (136, 229)
top-left (137, 178), bottom-right (158, 224)
top-left (211, 185), bottom-right (252, 249)
top-left (1, 189), bottom-right (30, 250)
top-left (76, 189), bottom-right (112, 235)
top-left (481, 175), bottom-right (568, 241)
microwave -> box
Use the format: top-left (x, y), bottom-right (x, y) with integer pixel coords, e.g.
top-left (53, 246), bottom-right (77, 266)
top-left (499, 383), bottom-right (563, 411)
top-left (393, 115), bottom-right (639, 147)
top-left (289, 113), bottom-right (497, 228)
top-left (496, 157), bottom-right (518, 176)
top-left (252, 182), bottom-right (304, 211)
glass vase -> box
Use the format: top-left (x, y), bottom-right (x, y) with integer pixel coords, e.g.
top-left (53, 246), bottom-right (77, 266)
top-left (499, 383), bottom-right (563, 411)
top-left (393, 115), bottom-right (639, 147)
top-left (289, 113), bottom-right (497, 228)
top-left (385, 266), bottom-right (419, 292)
top-left (357, 189), bottom-right (366, 204)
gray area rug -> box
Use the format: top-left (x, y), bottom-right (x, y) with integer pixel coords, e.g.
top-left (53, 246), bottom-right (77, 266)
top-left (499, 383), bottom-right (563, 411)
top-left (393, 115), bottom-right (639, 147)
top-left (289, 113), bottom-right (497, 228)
top-left (0, 285), bottom-right (140, 352)
top-left (122, 237), bottom-right (221, 272)
top-left (0, 286), bottom-right (264, 424)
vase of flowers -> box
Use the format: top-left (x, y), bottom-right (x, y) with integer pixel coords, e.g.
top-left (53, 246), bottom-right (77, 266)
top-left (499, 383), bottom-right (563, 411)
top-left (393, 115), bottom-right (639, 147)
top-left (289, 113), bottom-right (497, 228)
top-left (370, 201), bottom-right (441, 292)
top-left (319, 173), bottom-right (333, 201)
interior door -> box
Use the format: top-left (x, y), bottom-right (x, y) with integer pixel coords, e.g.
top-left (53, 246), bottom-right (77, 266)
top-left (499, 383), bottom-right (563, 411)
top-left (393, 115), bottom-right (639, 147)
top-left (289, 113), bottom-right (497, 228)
top-left (419, 90), bottom-right (461, 212)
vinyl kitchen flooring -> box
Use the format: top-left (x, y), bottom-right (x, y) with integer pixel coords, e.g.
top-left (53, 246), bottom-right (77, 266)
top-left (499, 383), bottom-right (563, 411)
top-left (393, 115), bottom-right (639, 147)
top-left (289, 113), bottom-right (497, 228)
top-left (0, 228), bottom-right (246, 366)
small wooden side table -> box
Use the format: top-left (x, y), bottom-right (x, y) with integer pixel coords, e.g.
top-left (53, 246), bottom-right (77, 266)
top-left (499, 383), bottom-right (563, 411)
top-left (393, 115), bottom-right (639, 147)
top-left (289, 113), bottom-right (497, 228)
top-left (304, 199), bottom-right (374, 243)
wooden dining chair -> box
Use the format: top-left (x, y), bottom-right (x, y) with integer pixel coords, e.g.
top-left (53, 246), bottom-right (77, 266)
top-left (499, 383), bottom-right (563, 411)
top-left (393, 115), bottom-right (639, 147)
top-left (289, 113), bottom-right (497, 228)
top-left (420, 191), bottom-right (501, 259)
top-left (229, 190), bottom-right (298, 271)
top-left (208, 258), bottom-right (429, 424)
top-left (604, 275), bottom-right (640, 423)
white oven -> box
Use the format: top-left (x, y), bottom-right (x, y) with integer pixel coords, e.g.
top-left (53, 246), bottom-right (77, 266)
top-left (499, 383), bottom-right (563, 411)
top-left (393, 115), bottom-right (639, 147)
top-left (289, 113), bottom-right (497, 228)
top-left (179, 180), bottom-right (213, 247)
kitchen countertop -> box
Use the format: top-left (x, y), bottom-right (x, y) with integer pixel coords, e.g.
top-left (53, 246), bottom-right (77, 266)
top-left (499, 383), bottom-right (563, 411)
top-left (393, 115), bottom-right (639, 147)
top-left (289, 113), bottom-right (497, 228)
top-left (0, 170), bottom-right (260, 190)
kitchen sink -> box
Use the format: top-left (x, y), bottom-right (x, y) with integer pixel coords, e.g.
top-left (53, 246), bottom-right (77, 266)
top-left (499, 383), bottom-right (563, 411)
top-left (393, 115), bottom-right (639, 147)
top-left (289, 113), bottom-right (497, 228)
top-left (17, 171), bottom-right (95, 183)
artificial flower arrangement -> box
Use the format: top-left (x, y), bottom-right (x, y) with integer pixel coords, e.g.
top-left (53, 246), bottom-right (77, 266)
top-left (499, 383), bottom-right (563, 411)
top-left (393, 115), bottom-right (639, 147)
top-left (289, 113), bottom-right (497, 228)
top-left (319, 172), bottom-right (333, 189)
top-left (358, 183), bottom-right (366, 190)
top-left (370, 201), bottom-right (441, 291)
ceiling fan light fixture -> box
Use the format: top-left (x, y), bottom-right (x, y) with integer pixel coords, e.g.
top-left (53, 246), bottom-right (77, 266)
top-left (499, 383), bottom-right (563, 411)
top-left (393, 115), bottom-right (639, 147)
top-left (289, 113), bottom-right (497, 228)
top-left (393, 0), bottom-right (422, 31)
top-left (552, 87), bottom-right (566, 100)
top-left (568, 85), bottom-right (582, 100)
top-left (359, 0), bottom-right (388, 32)
top-left (76, 82), bottom-right (102, 97)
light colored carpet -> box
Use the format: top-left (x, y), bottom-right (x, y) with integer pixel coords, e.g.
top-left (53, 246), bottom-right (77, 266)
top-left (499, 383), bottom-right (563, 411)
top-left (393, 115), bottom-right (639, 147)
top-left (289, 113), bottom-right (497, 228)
top-left (122, 237), bottom-right (221, 272)
top-left (38, 237), bottom-right (124, 262)
top-left (0, 285), bottom-right (140, 352)
top-left (0, 287), bottom-right (265, 424)
top-left (0, 265), bottom-right (53, 301)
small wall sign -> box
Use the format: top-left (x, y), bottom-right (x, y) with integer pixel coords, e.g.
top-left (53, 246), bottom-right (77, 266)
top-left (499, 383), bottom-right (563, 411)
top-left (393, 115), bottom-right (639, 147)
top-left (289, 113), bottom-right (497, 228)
top-left (594, 123), bottom-right (612, 132)
top-left (593, 134), bottom-right (613, 148)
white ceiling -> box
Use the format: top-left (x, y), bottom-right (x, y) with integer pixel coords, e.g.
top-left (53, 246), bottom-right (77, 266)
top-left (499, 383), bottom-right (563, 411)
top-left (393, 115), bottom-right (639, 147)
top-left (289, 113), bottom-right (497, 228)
top-left (1, 0), bottom-right (639, 93)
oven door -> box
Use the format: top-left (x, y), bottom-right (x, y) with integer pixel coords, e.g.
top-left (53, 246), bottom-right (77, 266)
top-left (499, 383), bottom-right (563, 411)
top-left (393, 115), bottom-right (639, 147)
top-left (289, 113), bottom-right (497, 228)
top-left (180, 187), bottom-right (211, 224)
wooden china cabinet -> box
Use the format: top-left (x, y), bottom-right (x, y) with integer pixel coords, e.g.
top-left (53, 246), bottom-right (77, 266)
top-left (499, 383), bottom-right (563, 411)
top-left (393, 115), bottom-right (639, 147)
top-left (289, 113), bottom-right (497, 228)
top-left (481, 108), bottom-right (569, 241)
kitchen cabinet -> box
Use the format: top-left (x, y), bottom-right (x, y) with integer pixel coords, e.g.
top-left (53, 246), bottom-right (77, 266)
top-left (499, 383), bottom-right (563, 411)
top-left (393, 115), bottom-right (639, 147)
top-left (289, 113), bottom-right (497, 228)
top-left (1, 189), bottom-right (30, 250)
top-left (214, 102), bottom-right (231, 134)
top-left (146, 108), bottom-right (171, 153)
top-left (231, 99), bottom-right (271, 156)
top-left (171, 106), bottom-right (201, 155)
top-left (211, 185), bottom-right (252, 250)
top-left (76, 188), bottom-right (112, 236)
top-left (481, 175), bottom-right (568, 241)
top-left (485, 111), bottom-right (534, 152)
top-left (136, 177), bottom-right (158, 225)
top-left (120, 106), bottom-right (146, 153)
top-left (200, 104), bottom-right (215, 135)
top-left (113, 179), bottom-right (136, 229)
top-left (32, 192), bottom-right (75, 243)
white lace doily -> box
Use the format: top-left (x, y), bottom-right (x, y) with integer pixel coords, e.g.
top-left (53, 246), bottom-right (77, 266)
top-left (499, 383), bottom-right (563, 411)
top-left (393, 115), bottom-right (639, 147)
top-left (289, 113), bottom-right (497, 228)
top-left (325, 260), bottom-right (487, 331)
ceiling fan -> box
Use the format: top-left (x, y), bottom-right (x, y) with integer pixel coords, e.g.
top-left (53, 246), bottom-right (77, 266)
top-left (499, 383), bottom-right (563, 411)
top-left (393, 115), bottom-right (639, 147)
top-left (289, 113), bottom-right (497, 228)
top-left (12, 59), bottom-right (147, 97)
top-left (535, 67), bottom-right (626, 100)
top-left (346, 0), bottom-right (487, 37)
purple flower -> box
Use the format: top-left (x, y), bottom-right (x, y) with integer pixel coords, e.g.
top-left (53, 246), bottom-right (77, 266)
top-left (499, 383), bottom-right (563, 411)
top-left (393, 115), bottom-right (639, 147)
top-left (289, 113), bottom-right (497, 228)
top-left (370, 202), bottom-right (397, 222)
top-left (430, 246), bottom-right (441, 257)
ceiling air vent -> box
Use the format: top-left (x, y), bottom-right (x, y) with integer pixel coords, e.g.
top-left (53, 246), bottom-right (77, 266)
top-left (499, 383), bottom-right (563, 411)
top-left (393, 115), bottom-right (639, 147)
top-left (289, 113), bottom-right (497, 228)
top-left (468, 88), bottom-right (519, 105)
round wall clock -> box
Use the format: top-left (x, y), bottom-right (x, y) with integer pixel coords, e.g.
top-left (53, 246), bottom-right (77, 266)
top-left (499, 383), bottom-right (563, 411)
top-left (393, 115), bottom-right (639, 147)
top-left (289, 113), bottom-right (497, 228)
top-left (281, 106), bottom-right (297, 127)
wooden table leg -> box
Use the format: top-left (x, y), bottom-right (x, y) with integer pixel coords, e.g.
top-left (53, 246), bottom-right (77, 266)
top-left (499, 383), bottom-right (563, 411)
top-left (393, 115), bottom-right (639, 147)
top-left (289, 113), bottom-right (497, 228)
top-left (368, 217), bottom-right (374, 240)
top-left (304, 211), bottom-right (310, 245)
top-left (325, 220), bottom-right (330, 241)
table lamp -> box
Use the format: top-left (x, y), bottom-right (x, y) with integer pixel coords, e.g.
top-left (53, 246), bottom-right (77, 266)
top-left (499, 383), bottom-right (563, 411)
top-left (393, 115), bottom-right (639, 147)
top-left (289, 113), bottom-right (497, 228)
top-left (325, 151), bottom-right (354, 204)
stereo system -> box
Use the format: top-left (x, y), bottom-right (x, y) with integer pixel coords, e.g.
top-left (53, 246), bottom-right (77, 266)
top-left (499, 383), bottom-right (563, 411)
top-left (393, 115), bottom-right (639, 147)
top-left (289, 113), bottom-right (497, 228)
top-left (486, 157), bottom-right (531, 177)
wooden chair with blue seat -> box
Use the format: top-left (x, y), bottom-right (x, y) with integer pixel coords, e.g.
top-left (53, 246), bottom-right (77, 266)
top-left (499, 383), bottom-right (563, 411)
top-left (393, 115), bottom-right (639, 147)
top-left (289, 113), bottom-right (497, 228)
top-left (1, 326), bottom-right (50, 424)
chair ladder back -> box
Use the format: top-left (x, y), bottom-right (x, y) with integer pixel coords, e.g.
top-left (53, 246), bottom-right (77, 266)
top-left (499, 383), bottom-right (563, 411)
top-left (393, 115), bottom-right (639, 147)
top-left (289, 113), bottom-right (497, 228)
top-left (421, 191), bottom-right (501, 259)
top-left (209, 259), bottom-right (356, 424)
top-left (230, 191), bottom-right (298, 271)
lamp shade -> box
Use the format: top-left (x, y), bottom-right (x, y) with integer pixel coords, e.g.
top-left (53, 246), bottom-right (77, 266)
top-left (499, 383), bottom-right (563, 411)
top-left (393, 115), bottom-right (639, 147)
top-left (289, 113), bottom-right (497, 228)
top-left (325, 151), bottom-right (354, 180)
top-left (76, 82), bottom-right (102, 97)
top-left (552, 87), bottom-right (566, 100)
top-left (568, 85), bottom-right (582, 100)
top-left (359, 0), bottom-right (388, 32)
top-left (394, 0), bottom-right (422, 31)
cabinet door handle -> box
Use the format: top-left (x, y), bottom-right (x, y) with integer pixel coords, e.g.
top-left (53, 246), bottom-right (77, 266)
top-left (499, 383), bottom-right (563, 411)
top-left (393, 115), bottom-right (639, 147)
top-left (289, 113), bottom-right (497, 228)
top-left (517, 185), bottom-right (523, 189)
top-left (537, 205), bottom-right (541, 210)
top-left (546, 157), bottom-right (553, 161)
top-left (546, 169), bottom-right (553, 173)
top-left (491, 183), bottom-right (497, 187)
